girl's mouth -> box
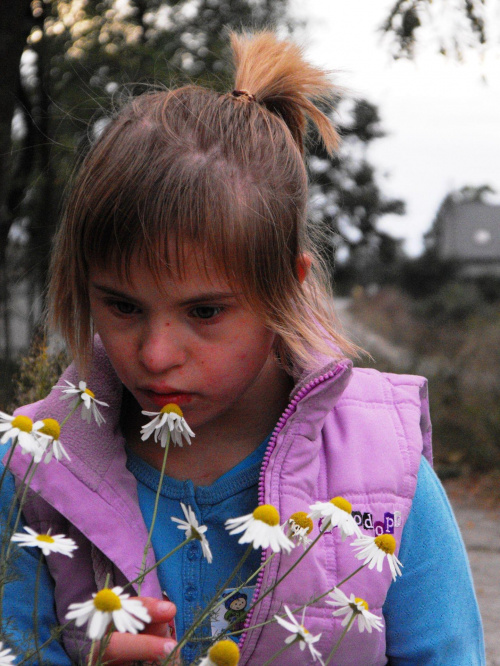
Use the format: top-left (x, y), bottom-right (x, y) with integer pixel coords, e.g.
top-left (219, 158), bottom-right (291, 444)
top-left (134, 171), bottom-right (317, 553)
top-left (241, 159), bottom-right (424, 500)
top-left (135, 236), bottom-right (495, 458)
top-left (141, 390), bottom-right (194, 408)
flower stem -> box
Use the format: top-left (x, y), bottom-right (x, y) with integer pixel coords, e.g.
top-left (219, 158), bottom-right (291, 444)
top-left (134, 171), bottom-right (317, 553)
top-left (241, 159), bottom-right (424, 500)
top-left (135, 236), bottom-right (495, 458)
top-left (87, 640), bottom-right (97, 666)
top-left (224, 564), bottom-right (366, 640)
top-left (165, 543), bottom-right (255, 662)
top-left (60, 400), bottom-right (82, 429)
top-left (32, 551), bottom-right (44, 666)
top-left (0, 458), bottom-right (37, 623)
top-left (4, 459), bottom-right (38, 562)
top-left (244, 522), bottom-right (329, 617)
top-left (0, 440), bottom-right (18, 495)
top-left (323, 614), bottom-right (355, 665)
top-left (123, 536), bottom-right (193, 593)
top-left (95, 629), bottom-right (112, 665)
top-left (137, 434), bottom-right (170, 594)
top-left (262, 639), bottom-right (295, 665)
top-left (17, 623), bottom-right (67, 665)
top-left (335, 563), bottom-right (365, 588)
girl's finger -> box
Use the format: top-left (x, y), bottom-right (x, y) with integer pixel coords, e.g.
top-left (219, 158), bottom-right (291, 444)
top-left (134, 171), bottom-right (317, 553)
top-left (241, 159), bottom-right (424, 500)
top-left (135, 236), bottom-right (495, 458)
top-left (137, 597), bottom-right (177, 623)
top-left (103, 631), bottom-right (177, 665)
top-left (136, 597), bottom-right (176, 637)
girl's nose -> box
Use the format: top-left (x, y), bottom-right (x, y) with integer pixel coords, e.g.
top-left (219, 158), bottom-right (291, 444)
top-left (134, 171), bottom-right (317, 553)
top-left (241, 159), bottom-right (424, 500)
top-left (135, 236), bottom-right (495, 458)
top-left (138, 324), bottom-right (187, 375)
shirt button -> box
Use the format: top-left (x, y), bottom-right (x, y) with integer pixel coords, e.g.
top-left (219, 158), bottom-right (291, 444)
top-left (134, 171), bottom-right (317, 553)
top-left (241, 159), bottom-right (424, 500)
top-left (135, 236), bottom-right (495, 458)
top-left (187, 542), bottom-right (199, 560)
top-left (185, 585), bottom-right (197, 602)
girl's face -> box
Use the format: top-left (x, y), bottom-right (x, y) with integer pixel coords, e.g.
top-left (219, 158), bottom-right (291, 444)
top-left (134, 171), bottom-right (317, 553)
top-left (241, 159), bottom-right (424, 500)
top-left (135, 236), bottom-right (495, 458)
top-left (88, 248), bottom-right (282, 436)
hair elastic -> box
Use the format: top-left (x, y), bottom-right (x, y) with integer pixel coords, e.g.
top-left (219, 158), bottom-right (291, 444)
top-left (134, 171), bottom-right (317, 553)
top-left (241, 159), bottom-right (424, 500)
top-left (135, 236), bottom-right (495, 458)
top-left (231, 89), bottom-right (256, 102)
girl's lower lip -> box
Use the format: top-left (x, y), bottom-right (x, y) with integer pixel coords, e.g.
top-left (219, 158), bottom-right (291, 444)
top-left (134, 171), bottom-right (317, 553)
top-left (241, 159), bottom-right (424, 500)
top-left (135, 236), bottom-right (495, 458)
top-left (142, 391), bottom-right (194, 408)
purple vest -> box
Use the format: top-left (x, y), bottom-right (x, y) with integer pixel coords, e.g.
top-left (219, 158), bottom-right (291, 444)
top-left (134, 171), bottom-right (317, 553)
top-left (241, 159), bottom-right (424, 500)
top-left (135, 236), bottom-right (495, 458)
top-left (6, 340), bottom-right (432, 664)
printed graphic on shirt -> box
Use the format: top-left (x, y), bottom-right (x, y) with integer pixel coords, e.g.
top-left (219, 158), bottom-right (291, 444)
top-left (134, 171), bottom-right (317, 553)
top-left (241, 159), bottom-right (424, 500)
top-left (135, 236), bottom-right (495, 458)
top-left (211, 586), bottom-right (255, 643)
top-left (351, 510), bottom-right (402, 535)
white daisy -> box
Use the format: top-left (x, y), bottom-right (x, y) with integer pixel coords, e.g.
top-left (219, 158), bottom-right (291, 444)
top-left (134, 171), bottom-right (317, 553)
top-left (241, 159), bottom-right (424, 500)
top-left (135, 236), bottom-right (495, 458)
top-left (308, 496), bottom-right (361, 541)
top-left (350, 533), bottom-right (403, 581)
top-left (141, 403), bottom-right (194, 448)
top-left (326, 588), bottom-right (383, 633)
top-left (0, 411), bottom-right (46, 458)
top-left (275, 605), bottom-right (324, 663)
top-left (11, 526), bottom-right (78, 558)
top-left (55, 380), bottom-right (108, 426)
top-left (225, 505), bottom-right (294, 554)
top-left (286, 511), bottom-right (313, 550)
top-left (171, 502), bottom-right (212, 563)
top-left (0, 642), bottom-right (15, 666)
top-left (198, 639), bottom-right (240, 666)
top-left (65, 586), bottom-right (151, 640)
top-left (38, 418), bottom-right (71, 463)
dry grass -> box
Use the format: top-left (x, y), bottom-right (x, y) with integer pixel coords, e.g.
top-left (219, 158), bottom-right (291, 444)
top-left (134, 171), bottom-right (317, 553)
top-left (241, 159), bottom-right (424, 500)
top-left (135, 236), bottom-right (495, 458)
top-left (349, 286), bottom-right (500, 488)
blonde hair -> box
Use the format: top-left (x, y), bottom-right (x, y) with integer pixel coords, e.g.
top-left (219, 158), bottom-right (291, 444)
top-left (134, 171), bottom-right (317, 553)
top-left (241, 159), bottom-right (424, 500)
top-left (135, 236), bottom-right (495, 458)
top-left (49, 30), bottom-right (358, 373)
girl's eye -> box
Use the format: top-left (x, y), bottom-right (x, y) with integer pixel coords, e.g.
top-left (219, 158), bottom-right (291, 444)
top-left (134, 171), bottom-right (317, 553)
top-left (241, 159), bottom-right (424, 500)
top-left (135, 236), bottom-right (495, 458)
top-left (113, 301), bottom-right (138, 315)
top-left (190, 305), bottom-right (222, 320)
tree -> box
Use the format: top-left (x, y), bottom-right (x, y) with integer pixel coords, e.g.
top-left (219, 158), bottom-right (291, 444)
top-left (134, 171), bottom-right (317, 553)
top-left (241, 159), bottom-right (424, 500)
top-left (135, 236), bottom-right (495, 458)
top-left (0, 0), bottom-right (292, 362)
top-left (381, 0), bottom-right (489, 60)
top-left (308, 99), bottom-right (405, 288)
top-left (0, 2), bottom-right (406, 358)
top-left (0, 0), bottom-right (34, 359)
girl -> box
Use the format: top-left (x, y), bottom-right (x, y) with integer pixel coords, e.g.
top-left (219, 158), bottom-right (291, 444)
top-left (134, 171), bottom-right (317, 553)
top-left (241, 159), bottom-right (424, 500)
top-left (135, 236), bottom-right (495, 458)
top-left (4, 31), bottom-right (484, 665)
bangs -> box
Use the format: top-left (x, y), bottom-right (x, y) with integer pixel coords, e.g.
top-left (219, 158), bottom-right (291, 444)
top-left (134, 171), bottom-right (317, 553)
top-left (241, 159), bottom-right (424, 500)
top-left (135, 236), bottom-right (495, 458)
top-left (78, 115), bottom-right (302, 313)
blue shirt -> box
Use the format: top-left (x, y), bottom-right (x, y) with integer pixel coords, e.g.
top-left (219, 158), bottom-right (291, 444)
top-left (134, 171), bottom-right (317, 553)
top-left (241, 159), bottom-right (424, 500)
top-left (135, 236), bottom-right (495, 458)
top-left (0, 442), bottom-right (71, 665)
top-left (126, 440), bottom-right (268, 664)
top-left (384, 456), bottom-right (485, 664)
top-left (129, 448), bottom-right (485, 665)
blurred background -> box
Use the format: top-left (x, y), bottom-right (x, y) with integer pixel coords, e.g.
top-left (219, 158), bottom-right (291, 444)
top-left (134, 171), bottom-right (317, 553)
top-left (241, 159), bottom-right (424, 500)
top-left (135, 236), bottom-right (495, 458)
top-left (0, 0), bottom-right (499, 488)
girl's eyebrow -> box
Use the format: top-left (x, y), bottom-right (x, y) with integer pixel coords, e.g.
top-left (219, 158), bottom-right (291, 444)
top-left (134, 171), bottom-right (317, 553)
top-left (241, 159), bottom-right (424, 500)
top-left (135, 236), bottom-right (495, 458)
top-left (90, 283), bottom-right (239, 305)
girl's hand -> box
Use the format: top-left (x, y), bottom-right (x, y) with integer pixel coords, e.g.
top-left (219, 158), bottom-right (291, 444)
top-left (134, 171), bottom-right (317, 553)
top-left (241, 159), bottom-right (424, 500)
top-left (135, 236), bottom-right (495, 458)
top-left (102, 597), bottom-right (177, 664)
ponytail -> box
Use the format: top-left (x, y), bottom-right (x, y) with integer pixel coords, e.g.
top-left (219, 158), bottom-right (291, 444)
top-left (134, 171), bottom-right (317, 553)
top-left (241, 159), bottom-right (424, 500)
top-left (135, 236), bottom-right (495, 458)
top-left (230, 31), bottom-right (339, 155)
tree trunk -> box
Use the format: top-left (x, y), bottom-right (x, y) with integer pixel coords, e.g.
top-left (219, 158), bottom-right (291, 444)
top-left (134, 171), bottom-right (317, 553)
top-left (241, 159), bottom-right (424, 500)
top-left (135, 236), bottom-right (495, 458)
top-left (0, 0), bottom-right (33, 226)
top-left (0, 0), bottom-right (33, 359)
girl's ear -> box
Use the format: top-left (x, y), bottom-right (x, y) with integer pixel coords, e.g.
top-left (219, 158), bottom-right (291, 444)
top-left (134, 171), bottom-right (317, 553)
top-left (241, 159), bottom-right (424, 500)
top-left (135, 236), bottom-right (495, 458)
top-left (296, 253), bottom-right (312, 284)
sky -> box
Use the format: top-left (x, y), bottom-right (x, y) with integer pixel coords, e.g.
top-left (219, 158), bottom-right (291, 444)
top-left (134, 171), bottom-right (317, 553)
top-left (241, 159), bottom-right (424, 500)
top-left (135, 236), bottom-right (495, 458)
top-left (290, 0), bottom-right (500, 256)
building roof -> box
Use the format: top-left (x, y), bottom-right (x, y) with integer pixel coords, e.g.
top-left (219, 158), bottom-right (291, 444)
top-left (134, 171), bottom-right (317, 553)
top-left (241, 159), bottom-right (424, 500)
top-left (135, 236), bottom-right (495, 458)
top-left (437, 202), bottom-right (500, 262)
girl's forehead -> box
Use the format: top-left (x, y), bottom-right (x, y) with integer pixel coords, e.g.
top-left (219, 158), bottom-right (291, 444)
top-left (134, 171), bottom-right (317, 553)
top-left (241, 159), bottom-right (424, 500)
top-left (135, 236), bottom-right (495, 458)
top-left (90, 244), bottom-right (233, 293)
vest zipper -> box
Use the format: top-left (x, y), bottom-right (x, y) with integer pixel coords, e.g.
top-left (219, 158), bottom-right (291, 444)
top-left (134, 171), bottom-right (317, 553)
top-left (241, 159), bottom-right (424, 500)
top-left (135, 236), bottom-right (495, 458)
top-left (238, 362), bottom-right (349, 655)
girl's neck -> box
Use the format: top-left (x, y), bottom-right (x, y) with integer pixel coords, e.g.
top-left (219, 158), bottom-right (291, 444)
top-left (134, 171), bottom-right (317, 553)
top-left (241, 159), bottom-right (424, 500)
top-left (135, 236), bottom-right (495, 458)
top-left (121, 362), bottom-right (293, 486)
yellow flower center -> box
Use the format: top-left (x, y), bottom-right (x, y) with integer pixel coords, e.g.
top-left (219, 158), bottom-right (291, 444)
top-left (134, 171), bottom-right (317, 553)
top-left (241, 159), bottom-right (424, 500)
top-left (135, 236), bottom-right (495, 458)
top-left (329, 496), bottom-right (352, 514)
top-left (83, 388), bottom-right (95, 398)
top-left (302, 625), bottom-right (309, 634)
top-left (355, 597), bottom-right (369, 611)
top-left (11, 415), bottom-right (34, 433)
top-left (253, 504), bottom-right (279, 527)
top-left (208, 639), bottom-right (240, 666)
top-left (36, 534), bottom-right (55, 544)
top-left (289, 512), bottom-right (313, 534)
top-left (40, 418), bottom-right (61, 440)
top-left (374, 533), bottom-right (397, 554)
top-left (93, 589), bottom-right (122, 612)
top-left (160, 403), bottom-right (183, 417)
